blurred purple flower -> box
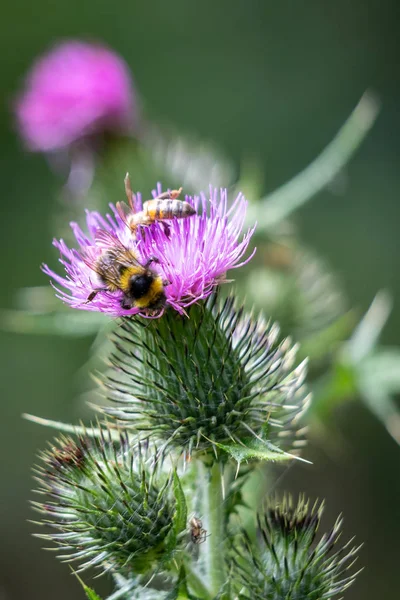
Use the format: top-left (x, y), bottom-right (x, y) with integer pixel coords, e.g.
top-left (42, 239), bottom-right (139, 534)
top-left (15, 41), bottom-right (136, 152)
top-left (42, 185), bottom-right (256, 317)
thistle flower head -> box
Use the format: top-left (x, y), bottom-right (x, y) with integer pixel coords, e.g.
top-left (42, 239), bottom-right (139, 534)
top-left (33, 431), bottom-right (178, 576)
top-left (98, 295), bottom-right (309, 458)
top-left (42, 184), bottom-right (255, 317)
top-left (235, 495), bottom-right (361, 599)
top-left (15, 40), bottom-right (135, 152)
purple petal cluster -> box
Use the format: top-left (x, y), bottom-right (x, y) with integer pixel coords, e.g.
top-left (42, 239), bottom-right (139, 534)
top-left (15, 41), bottom-right (135, 152)
top-left (42, 185), bottom-right (256, 317)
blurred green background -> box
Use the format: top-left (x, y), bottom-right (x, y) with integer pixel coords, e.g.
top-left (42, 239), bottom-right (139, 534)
top-left (0, 1), bottom-right (399, 598)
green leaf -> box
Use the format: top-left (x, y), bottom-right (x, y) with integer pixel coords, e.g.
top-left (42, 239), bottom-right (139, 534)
top-left (165, 566), bottom-right (201, 600)
top-left (173, 470), bottom-right (188, 536)
top-left (73, 571), bottom-right (103, 600)
top-left (165, 471), bottom-right (188, 556)
top-left (357, 347), bottom-right (400, 444)
top-left (211, 437), bottom-right (311, 468)
top-left (212, 581), bottom-right (231, 600)
top-left (249, 91), bottom-right (380, 230)
top-left (310, 361), bottom-right (358, 419)
top-left (346, 290), bottom-right (392, 363)
top-left (359, 348), bottom-right (400, 393)
top-left (23, 413), bottom-right (122, 440)
top-left (0, 307), bottom-right (108, 337)
top-left (311, 341), bottom-right (400, 445)
top-left (84, 589), bottom-right (103, 600)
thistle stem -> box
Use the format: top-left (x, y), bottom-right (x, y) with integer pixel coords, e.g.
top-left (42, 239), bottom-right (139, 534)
top-left (185, 567), bottom-right (213, 600)
top-left (207, 461), bottom-right (226, 594)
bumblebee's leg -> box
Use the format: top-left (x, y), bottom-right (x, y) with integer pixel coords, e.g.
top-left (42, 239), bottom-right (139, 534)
top-left (169, 187), bottom-right (182, 200)
top-left (155, 187), bottom-right (182, 201)
top-left (121, 294), bottom-right (133, 310)
top-left (85, 288), bottom-right (105, 303)
top-left (143, 256), bottom-right (160, 269)
top-left (162, 279), bottom-right (170, 287)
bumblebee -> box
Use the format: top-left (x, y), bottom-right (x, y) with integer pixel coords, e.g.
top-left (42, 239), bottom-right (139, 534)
top-left (116, 173), bottom-right (196, 236)
top-left (85, 230), bottom-right (166, 312)
top-left (189, 517), bottom-right (207, 544)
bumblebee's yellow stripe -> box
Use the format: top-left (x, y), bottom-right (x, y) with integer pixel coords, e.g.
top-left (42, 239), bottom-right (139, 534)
top-left (119, 266), bottom-right (144, 293)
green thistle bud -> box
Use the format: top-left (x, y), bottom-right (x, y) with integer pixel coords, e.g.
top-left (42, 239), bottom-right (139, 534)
top-left (235, 495), bottom-right (361, 599)
top-left (97, 295), bottom-right (310, 459)
top-left (32, 430), bottom-right (178, 576)
top-left (247, 247), bottom-right (346, 343)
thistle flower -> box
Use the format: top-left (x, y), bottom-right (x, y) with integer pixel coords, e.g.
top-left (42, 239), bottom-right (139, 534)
top-left (32, 431), bottom-right (180, 576)
top-left (98, 295), bottom-right (309, 458)
top-left (42, 184), bottom-right (256, 317)
top-left (15, 40), bottom-right (135, 152)
top-left (235, 495), bottom-right (361, 599)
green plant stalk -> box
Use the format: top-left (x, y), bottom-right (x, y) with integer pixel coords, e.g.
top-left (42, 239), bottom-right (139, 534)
top-left (207, 462), bottom-right (227, 595)
top-left (184, 566), bottom-right (213, 600)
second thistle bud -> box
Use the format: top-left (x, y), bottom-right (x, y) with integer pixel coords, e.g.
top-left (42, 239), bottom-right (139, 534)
top-left (235, 495), bottom-right (361, 599)
top-left (33, 431), bottom-right (181, 576)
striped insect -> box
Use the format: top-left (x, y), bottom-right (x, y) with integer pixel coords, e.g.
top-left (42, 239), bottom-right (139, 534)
top-left (116, 173), bottom-right (196, 238)
top-left (84, 230), bottom-right (167, 312)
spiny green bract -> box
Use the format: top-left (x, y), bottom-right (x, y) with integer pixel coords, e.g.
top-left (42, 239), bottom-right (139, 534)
top-left (97, 294), bottom-right (310, 458)
top-left (235, 495), bottom-right (361, 599)
top-left (32, 430), bottom-right (178, 576)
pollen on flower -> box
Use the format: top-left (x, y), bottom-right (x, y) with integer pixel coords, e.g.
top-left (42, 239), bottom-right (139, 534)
top-left (42, 182), bottom-right (256, 318)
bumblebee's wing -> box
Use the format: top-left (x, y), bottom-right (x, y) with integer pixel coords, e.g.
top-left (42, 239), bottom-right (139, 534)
top-left (80, 245), bottom-right (119, 283)
top-left (94, 229), bottom-right (126, 251)
top-left (90, 256), bottom-right (122, 288)
top-left (80, 247), bottom-right (121, 291)
top-left (115, 200), bottom-right (132, 226)
top-left (94, 229), bottom-right (143, 268)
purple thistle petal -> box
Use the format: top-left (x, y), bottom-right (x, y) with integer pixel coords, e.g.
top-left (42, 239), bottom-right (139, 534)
top-left (15, 40), bottom-right (137, 152)
top-left (43, 186), bottom-right (256, 318)
top-left (15, 40), bottom-right (136, 153)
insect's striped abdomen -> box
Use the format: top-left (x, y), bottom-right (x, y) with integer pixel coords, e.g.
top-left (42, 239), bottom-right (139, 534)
top-left (143, 199), bottom-right (196, 221)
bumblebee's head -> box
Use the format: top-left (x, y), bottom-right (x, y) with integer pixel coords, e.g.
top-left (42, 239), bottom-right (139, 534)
top-left (128, 272), bottom-right (166, 310)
